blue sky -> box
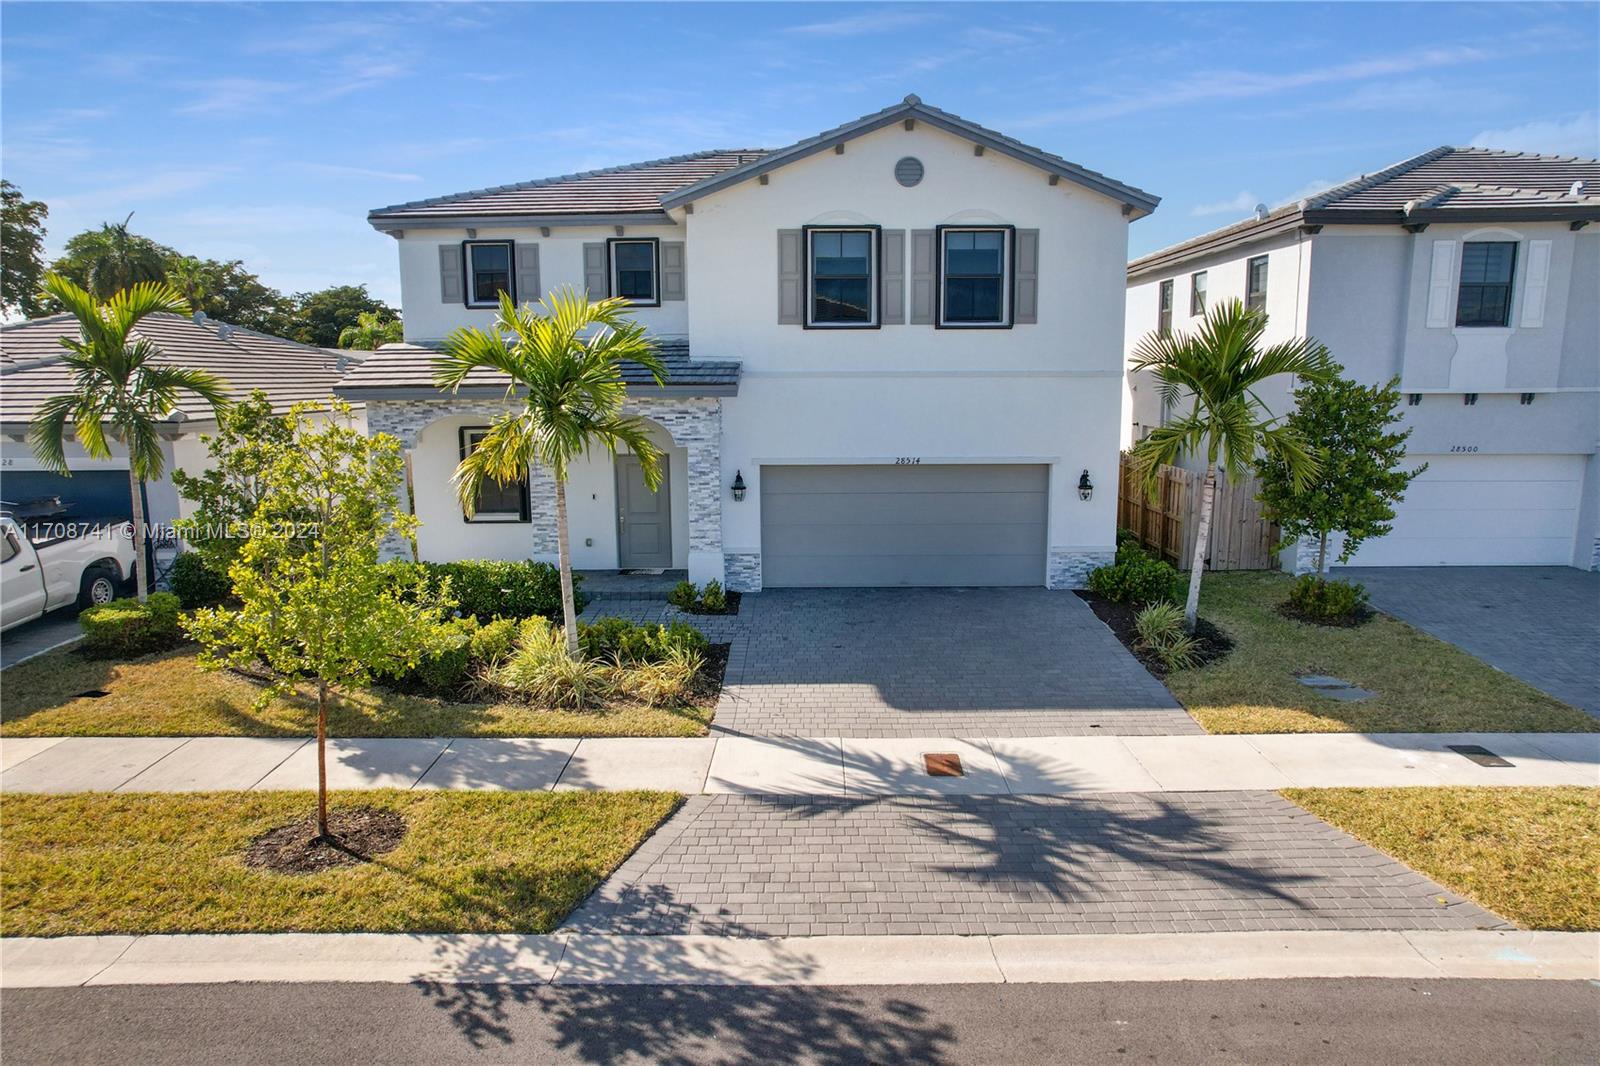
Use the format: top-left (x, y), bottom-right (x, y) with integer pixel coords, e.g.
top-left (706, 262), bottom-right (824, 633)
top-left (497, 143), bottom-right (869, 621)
top-left (3, 2), bottom-right (1596, 306)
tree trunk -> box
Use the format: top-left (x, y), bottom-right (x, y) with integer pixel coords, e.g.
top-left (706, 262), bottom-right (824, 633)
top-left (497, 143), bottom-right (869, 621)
top-left (554, 476), bottom-right (579, 657)
top-left (127, 469), bottom-right (148, 602)
top-left (1183, 464), bottom-right (1217, 633)
top-left (1317, 532), bottom-right (1329, 577)
top-left (316, 681), bottom-right (329, 840)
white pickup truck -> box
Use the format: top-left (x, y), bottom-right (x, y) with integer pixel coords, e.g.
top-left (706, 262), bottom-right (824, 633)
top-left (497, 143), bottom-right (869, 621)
top-left (1, 504), bottom-right (137, 632)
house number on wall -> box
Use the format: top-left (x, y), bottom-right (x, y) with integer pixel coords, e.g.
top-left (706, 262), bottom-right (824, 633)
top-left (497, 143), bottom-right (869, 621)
top-left (1448, 445), bottom-right (1480, 453)
top-left (894, 457), bottom-right (922, 465)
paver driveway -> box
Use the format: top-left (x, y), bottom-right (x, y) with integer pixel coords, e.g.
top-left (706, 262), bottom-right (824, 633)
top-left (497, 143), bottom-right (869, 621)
top-left (710, 588), bottom-right (1198, 738)
top-left (565, 792), bottom-right (1505, 937)
top-left (1338, 566), bottom-right (1600, 717)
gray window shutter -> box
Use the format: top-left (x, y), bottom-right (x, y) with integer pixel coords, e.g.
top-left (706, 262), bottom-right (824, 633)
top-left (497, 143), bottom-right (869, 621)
top-left (583, 243), bottom-right (607, 299)
top-left (777, 229), bottom-right (803, 325)
top-left (439, 244), bottom-right (463, 304)
top-left (1014, 229), bottom-right (1039, 324)
top-left (661, 241), bottom-right (686, 301)
top-left (515, 243), bottom-right (540, 304)
top-left (910, 229), bottom-right (935, 324)
top-left (881, 230), bottom-right (906, 324)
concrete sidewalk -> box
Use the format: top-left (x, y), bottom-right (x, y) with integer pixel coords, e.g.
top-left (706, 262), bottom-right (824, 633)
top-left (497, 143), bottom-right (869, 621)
top-left (2, 731), bottom-right (1595, 795)
top-left (3, 929), bottom-right (1594, 988)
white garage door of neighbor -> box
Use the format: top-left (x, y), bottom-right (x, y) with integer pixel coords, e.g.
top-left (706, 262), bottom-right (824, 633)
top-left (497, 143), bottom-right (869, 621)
top-left (760, 464), bottom-right (1048, 587)
top-left (1344, 453), bottom-right (1582, 566)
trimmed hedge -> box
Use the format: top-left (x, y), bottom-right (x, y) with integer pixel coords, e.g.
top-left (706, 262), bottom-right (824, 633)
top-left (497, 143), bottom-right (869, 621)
top-left (380, 559), bottom-right (586, 622)
top-left (80, 593), bottom-right (184, 658)
top-left (578, 617), bottom-right (709, 664)
top-left (169, 552), bottom-right (230, 609)
top-left (1086, 539), bottom-right (1186, 607)
top-left (1288, 574), bottom-right (1369, 620)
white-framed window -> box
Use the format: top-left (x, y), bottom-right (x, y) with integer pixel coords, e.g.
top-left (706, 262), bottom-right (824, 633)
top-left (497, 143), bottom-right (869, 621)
top-left (463, 241), bottom-right (514, 308)
top-left (1190, 270), bottom-right (1207, 316)
top-left (805, 226), bottom-right (878, 328)
top-left (607, 238), bottom-right (659, 306)
top-left (458, 427), bottom-right (529, 522)
top-left (1158, 279), bottom-right (1173, 336)
top-left (937, 226), bottom-right (1012, 328)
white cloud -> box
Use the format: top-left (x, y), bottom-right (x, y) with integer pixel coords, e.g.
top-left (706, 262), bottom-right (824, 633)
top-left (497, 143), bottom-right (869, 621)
top-left (1191, 191), bottom-right (1261, 217)
top-left (1470, 113), bottom-right (1598, 158)
top-left (291, 162), bottom-right (423, 183)
top-left (787, 10), bottom-right (934, 36)
top-left (1007, 45), bottom-right (1490, 127)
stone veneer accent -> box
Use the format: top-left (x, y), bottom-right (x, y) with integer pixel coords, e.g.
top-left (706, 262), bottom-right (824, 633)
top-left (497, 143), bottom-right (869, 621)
top-left (1290, 534), bottom-right (1321, 576)
top-left (1047, 548), bottom-right (1114, 590)
top-left (724, 551), bottom-right (762, 593)
top-left (364, 396), bottom-right (723, 564)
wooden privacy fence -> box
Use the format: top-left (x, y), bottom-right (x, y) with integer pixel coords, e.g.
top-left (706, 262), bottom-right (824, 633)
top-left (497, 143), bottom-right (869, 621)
top-left (1118, 456), bottom-right (1281, 571)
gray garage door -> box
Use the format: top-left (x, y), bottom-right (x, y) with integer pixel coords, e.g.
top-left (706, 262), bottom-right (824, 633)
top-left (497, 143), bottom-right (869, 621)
top-left (760, 464), bottom-right (1047, 587)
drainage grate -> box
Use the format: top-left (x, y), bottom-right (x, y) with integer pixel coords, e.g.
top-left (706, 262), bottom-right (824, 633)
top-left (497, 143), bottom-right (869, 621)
top-left (923, 753), bottom-right (965, 777)
top-left (1447, 744), bottom-right (1514, 768)
top-left (75, 689), bottom-right (111, 699)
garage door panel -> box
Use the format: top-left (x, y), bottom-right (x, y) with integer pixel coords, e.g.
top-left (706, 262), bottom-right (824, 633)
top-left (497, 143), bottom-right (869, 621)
top-left (761, 464), bottom-right (1048, 587)
top-left (761, 490), bottom-right (1046, 527)
top-left (763, 552), bottom-right (1043, 588)
top-left (1345, 454), bottom-right (1581, 567)
top-left (763, 520), bottom-right (1046, 557)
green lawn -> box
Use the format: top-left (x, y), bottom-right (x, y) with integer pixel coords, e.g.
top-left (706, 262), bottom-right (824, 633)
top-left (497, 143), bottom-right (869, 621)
top-left (1286, 786), bottom-right (1600, 931)
top-left (1170, 572), bottom-right (1598, 734)
top-left (0, 646), bottom-right (714, 738)
top-left (1, 789), bottom-right (679, 937)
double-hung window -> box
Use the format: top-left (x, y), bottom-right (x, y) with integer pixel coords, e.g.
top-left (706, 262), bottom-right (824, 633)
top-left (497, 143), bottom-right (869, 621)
top-left (806, 227), bottom-right (877, 327)
top-left (1246, 255), bottom-right (1269, 312)
top-left (458, 427), bottom-right (529, 522)
top-left (608, 238), bottom-right (659, 306)
top-left (938, 227), bottom-right (1012, 327)
top-left (463, 241), bottom-right (514, 308)
top-left (1190, 271), bottom-right (1207, 316)
top-left (1456, 241), bottom-right (1517, 327)
top-left (1158, 279), bottom-right (1174, 336)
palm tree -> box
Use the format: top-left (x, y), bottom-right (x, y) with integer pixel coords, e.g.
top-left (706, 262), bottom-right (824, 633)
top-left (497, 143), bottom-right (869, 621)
top-left (80, 214), bottom-right (168, 299)
top-left (28, 275), bottom-right (232, 601)
top-left (434, 287), bottom-right (666, 654)
top-left (338, 310), bottom-right (403, 351)
top-left (1129, 299), bottom-right (1332, 631)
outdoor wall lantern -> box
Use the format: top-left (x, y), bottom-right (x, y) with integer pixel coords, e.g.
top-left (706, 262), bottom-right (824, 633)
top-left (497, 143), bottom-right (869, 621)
top-left (1078, 469), bottom-right (1094, 501)
top-left (731, 471), bottom-right (747, 502)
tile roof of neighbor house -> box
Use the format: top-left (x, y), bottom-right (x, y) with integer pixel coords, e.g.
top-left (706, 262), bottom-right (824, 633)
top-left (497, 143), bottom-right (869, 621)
top-left (367, 96), bottom-right (1161, 228)
top-left (1128, 146), bottom-right (1600, 280)
top-left (0, 312), bottom-right (365, 429)
top-left (334, 339), bottom-right (740, 399)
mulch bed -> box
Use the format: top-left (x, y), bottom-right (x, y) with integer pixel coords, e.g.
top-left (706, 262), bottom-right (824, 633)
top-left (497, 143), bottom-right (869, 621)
top-left (1277, 601), bottom-right (1376, 628)
top-left (682, 591), bottom-right (742, 616)
top-left (1075, 590), bottom-right (1234, 676)
top-left (242, 806), bottom-right (407, 875)
top-left (694, 643), bottom-right (731, 700)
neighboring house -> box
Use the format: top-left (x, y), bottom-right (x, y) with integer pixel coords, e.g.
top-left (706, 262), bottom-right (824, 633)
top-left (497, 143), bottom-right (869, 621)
top-left (0, 312), bottom-right (363, 531)
top-left (340, 95), bottom-right (1159, 590)
top-left (1125, 147), bottom-right (1600, 570)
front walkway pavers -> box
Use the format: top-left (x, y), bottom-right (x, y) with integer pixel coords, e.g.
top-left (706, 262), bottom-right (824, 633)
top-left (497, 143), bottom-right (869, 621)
top-left (712, 588), bottom-right (1200, 738)
top-left (563, 792), bottom-right (1508, 938)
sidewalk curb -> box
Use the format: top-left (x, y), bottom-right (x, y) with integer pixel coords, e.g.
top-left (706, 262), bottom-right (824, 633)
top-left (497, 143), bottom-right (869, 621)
top-left (3, 930), bottom-right (1594, 988)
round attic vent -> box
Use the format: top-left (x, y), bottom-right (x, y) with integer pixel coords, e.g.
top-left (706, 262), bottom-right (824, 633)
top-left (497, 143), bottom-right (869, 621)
top-left (894, 156), bottom-right (924, 187)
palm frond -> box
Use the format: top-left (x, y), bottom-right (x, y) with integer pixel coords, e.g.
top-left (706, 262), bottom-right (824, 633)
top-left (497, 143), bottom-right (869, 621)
top-left (26, 395), bottom-right (77, 474)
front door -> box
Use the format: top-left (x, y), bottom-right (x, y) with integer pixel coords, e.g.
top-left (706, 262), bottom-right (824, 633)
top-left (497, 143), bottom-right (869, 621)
top-left (615, 455), bottom-right (672, 569)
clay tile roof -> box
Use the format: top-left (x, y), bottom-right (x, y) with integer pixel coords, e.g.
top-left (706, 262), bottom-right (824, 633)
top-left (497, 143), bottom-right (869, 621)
top-left (368, 150), bottom-right (772, 223)
top-left (0, 312), bottom-right (362, 427)
top-left (335, 339), bottom-right (739, 398)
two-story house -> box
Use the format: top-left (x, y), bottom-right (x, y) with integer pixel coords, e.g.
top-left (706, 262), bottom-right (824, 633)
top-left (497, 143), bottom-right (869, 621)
top-left (1124, 147), bottom-right (1600, 570)
top-left (337, 96), bottom-right (1159, 591)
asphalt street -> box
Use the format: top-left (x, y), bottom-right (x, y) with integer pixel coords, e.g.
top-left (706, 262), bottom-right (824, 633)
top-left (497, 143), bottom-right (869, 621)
top-left (3, 978), bottom-right (1596, 1065)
